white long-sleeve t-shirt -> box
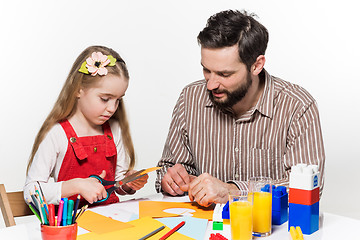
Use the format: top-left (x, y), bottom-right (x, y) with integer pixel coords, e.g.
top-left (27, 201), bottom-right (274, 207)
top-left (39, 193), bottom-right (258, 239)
top-left (24, 120), bottom-right (129, 204)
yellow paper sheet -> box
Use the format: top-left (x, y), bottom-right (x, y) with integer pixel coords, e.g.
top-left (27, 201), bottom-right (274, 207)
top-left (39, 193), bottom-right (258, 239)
top-left (139, 201), bottom-right (214, 219)
top-left (76, 210), bottom-right (133, 234)
top-left (78, 216), bottom-right (195, 240)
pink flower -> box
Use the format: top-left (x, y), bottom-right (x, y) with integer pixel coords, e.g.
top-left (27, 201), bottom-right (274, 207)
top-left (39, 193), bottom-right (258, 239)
top-left (86, 52), bottom-right (111, 76)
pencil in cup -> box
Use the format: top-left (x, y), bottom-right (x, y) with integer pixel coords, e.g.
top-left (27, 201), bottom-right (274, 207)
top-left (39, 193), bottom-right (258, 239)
top-left (72, 195), bottom-right (81, 224)
top-left (26, 198), bottom-right (41, 223)
top-left (74, 205), bottom-right (88, 222)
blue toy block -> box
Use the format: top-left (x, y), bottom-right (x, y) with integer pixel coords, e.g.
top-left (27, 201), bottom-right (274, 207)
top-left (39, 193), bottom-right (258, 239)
top-left (289, 202), bottom-right (319, 235)
top-left (261, 184), bottom-right (271, 192)
top-left (272, 186), bottom-right (288, 225)
top-left (222, 201), bottom-right (229, 219)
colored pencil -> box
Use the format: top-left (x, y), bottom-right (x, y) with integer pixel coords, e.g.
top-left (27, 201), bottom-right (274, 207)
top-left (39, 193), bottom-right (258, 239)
top-left (74, 205), bottom-right (88, 222)
top-left (29, 191), bottom-right (40, 211)
top-left (36, 181), bottom-right (49, 215)
top-left (26, 198), bottom-right (40, 216)
top-left (26, 199), bottom-right (41, 222)
top-left (138, 225), bottom-right (165, 240)
top-left (159, 221), bottom-right (185, 240)
top-left (72, 194), bottom-right (81, 224)
top-left (41, 203), bottom-right (49, 225)
top-left (57, 200), bottom-right (64, 226)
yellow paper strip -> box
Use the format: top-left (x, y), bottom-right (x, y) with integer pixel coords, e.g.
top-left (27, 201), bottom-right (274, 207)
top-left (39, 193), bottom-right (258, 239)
top-left (141, 166), bottom-right (162, 175)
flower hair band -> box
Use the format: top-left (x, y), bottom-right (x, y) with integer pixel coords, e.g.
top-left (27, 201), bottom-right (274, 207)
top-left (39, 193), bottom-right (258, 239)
top-left (78, 52), bottom-right (117, 76)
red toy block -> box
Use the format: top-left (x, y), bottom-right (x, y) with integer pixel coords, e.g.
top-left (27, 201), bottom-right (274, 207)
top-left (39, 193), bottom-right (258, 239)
top-left (289, 187), bottom-right (319, 205)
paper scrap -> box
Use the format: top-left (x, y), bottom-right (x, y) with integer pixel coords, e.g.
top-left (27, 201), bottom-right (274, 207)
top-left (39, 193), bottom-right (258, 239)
top-left (139, 201), bottom-right (214, 219)
top-left (78, 216), bottom-right (194, 240)
top-left (157, 216), bottom-right (208, 240)
top-left (76, 210), bottom-right (133, 234)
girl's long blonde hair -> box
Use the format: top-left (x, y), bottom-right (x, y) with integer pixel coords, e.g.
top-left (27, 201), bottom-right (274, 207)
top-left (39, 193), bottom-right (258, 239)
top-left (26, 45), bottom-right (135, 173)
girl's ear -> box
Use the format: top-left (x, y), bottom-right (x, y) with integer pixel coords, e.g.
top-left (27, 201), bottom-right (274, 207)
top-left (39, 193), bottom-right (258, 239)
top-left (76, 88), bottom-right (83, 98)
top-left (251, 55), bottom-right (266, 75)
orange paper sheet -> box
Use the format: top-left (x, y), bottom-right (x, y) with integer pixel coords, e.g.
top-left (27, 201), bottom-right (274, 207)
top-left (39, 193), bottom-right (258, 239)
top-left (139, 201), bottom-right (214, 219)
top-left (76, 210), bottom-right (133, 234)
top-left (78, 216), bottom-right (195, 240)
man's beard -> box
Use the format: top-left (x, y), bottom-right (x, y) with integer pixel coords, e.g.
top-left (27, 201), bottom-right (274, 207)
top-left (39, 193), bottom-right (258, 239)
top-left (209, 73), bottom-right (252, 110)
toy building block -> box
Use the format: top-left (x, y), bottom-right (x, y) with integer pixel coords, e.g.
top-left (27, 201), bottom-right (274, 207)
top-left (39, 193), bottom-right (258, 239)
top-left (222, 201), bottom-right (229, 220)
top-left (290, 226), bottom-right (304, 240)
top-left (213, 203), bottom-right (224, 230)
top-left (289, 164), bottom-right (320, 235)
top-left (209, 233), bottom-right (228, 240)
top-left (289, 202), bottom-right (319, 235)
top-left (289, 187), bottom-right (319, 205)
top-left (272, 186), bottom-right (288, 225)
top-left (289, 164), bottom-right (319, 190)
top-left (212, 221), bottom-right (223, 230)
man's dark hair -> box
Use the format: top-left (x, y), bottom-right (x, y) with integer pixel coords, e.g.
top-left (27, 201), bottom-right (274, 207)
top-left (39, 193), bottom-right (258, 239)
top-left (197, 10), bottom-right (269, 71)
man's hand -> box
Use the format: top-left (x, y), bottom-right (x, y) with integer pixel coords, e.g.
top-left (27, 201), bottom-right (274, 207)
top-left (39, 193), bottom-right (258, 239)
top-left (161, 163), bottom-right (194, 196)
top-left (188, 173), bottom-right (238, 207)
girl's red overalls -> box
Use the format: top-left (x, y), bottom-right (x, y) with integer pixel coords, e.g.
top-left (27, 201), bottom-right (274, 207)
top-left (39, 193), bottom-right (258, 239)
top-left (57, 119), bottom-right (119, 206)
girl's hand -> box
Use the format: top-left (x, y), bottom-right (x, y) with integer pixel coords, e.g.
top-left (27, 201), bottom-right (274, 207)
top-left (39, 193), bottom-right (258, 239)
top-left (64, 170), bottom-right (108, 204)
top-left (124, 170), bottom-right (149, 191)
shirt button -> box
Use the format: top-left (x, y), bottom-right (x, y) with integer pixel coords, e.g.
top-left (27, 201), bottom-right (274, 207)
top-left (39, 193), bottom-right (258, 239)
top-left (107, 135), bottom-right (112, 140)
top-left (235, 173), bottom-right (239, 179)
top-left (235, 147), bottom-right (239, 152)
top-left (94, 147), bottom-right (97, 153)
top-left (70, 137), bottom-right (76, 143)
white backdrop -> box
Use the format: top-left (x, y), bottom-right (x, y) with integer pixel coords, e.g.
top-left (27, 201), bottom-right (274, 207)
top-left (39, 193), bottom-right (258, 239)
top-left (1, 0), bottom-right (359, 224)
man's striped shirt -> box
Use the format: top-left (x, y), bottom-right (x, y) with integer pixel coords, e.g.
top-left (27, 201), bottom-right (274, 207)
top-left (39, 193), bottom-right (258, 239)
top-left (156, 70), bottom-right (325, 194)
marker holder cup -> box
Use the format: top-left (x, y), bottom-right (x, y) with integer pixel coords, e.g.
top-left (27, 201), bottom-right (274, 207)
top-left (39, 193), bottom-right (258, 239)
top-left (41, 223), bottom-right (77, 240)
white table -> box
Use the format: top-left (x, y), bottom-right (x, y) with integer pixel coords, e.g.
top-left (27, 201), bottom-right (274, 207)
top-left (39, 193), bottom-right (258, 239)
top-left (1, 193), bottom-right (359, 240)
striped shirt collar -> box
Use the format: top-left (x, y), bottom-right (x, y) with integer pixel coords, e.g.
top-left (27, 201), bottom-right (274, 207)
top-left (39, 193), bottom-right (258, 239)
top-left (205, 69), bottom-right (274, 119)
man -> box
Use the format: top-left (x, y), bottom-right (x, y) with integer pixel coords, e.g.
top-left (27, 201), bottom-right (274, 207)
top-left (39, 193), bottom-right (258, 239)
top-left (156, 10), bottom-right (325, 207)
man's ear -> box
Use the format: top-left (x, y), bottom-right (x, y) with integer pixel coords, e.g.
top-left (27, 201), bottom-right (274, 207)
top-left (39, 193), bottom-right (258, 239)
top-left (251, 55), bottom-right (266, 75)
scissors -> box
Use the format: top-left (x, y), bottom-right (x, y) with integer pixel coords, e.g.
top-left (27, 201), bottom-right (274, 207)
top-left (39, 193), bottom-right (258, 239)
top-left (89, 169), bottom-right (147, 203)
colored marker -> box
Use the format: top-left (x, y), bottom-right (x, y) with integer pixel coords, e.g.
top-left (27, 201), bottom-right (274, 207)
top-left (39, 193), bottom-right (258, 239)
top-left (48, 204), bottom-right (55, 226)
top-left (72, 195), bottom-right (81, 224)
top-left (138, 225), bottom-right (165, 240)
top-left (159, 221), bottom-right (185, 240)
top-left (62, 198), bottom-right (68, 226)
top-left (67, 200), bottom-right (74, 225)
top-left (57, 200), bottom-right (64, 226)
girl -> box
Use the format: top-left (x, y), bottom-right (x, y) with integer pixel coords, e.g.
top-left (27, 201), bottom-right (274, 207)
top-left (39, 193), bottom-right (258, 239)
top-left (24, 45), bottom-right (148, 205)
